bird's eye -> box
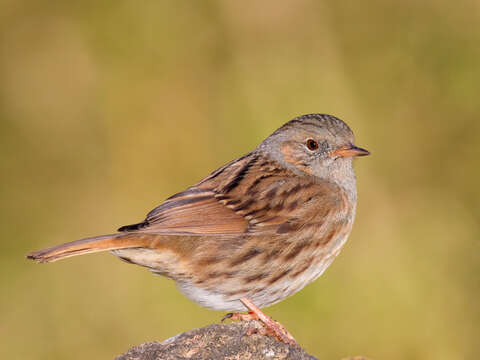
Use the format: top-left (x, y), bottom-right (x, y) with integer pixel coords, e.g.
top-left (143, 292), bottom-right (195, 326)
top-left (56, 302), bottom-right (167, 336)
top-left (306, 139), bottom-right (319, 151)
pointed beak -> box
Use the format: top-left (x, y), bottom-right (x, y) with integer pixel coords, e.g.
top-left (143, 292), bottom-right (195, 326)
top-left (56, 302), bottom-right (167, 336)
top-left (329, 145), bottom-right (370, 158)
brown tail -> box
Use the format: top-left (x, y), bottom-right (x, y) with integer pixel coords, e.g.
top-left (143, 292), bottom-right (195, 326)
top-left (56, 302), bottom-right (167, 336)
top-left (26, 233), bottom-right (152, 263)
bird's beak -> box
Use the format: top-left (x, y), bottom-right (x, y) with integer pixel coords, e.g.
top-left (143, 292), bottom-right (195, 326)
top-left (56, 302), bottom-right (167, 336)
top-left (329, 145), bottom-right (370, 158)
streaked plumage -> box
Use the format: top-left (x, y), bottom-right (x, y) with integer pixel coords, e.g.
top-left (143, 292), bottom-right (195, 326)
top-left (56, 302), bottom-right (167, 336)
top-left (27, 113), bottom-right (369, 345)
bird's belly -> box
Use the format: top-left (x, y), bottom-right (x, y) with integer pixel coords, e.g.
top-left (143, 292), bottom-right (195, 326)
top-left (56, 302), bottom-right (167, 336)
top-left (247, 249), bottom-right (342, 309)
top-left (175, 240), bottom-right (346, 312)
top-left (176, 280), bottom-right (248, 312)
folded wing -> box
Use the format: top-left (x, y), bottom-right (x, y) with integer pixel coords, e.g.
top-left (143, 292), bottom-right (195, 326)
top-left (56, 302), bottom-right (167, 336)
top-left (118, 153), bottom-right (346, 237)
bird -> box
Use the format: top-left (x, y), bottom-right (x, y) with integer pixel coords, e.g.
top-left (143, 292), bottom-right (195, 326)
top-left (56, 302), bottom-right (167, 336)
top-left (27, 113), bottom-right (369, 346)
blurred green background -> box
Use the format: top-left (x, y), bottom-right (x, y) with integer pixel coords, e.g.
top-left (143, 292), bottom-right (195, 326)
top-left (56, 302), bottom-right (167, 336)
top-left (1, 1), bottom-right (479, 359)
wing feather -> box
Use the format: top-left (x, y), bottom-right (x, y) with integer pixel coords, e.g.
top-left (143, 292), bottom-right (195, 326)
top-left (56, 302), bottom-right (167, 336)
top-left (118, 153), bottom-right (348, 236)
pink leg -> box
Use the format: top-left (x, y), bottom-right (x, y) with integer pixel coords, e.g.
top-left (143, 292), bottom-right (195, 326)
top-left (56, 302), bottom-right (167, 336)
top-left (239, 297), bottom-right (298, 347)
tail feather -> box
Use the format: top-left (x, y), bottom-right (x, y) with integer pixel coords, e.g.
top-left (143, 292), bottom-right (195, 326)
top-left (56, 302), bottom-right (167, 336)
top-left (26, 233), bottom-right (152, 263)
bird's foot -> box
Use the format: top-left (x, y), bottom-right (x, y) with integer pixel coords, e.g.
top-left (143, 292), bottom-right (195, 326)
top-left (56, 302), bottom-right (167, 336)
top-left (221, 297), bottom-right (298, 347)
top-left (221, 311), bottom-right (258, 322)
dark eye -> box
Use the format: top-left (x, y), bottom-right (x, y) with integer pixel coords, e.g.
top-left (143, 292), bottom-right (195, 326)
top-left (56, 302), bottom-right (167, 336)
top-left (306, 139), bottom-right (319, 151)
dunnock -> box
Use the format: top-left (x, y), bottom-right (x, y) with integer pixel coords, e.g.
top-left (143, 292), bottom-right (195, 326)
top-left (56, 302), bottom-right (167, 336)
top-left (27, 113), bottom-right (369, 346)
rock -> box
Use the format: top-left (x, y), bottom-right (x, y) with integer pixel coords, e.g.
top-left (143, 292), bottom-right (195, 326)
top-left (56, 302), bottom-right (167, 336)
top-left (115, 320), bottom-right (319, 360)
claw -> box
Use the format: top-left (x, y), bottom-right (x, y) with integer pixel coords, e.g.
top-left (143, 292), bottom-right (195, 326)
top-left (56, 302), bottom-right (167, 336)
top-left (221, 313), bottom-right (233, 322)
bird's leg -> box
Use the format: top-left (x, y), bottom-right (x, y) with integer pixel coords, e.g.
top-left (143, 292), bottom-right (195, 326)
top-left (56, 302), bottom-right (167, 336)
top-left (222, 297), bottom-right (298, 347)
top-left (240, 297), bottom-right (298, 347)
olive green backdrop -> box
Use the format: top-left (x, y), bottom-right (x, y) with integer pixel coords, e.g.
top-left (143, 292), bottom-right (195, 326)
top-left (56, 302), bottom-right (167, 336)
top-left (1, 1), bottom-right (478, 359)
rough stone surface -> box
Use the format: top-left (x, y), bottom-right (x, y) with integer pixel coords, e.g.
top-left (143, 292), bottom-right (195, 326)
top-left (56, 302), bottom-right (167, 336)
top-left (115, 320), bottom-right (319, 360)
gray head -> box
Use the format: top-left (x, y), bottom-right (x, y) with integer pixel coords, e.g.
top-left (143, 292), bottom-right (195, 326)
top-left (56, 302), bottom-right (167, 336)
top-left (258, 114), bottom-right (369, 194)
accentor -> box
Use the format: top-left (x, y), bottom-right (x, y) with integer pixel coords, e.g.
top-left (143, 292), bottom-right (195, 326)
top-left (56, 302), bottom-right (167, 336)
top-left (27, 113), bottom-right (369, 346)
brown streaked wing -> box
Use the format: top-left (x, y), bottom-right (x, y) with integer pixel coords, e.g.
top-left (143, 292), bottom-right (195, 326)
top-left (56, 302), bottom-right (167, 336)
top-left (119, 153), bottom-right (258, 235)
top-left (119, 152), bottom-right (347, 237)
top-left (141, 187), bottom-right (249, 234)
